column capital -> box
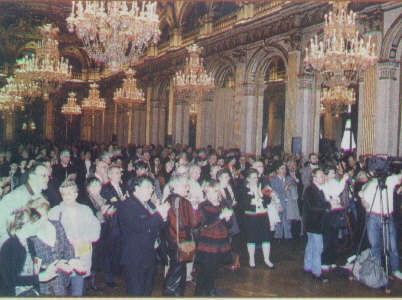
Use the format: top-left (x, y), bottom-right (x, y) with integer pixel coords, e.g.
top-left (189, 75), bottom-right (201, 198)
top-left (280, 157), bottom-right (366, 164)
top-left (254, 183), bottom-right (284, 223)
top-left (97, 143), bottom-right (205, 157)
top-left (297, 74), bottom-right (314, 89)
top-left (378, 60), bottom-right (400, 80)
top-left (240, 82), bottom-right (256, 96)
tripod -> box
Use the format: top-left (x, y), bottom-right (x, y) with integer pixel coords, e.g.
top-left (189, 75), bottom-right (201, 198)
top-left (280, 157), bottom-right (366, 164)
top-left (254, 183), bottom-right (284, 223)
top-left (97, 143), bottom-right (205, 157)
top-left (351, 176), bottom-right (392, 294)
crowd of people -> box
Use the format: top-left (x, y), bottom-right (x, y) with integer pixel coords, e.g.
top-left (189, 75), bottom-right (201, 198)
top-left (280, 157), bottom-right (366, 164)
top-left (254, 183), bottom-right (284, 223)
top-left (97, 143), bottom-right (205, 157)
top-left (0, 140), bottom-right (401, 296)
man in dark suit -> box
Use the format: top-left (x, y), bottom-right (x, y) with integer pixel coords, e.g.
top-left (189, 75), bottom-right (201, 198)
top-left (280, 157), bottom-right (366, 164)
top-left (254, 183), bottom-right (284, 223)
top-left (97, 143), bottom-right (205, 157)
top-left (117, 176), bottom-right (169, 296)
top-left (302, 168), bottom-right (334, 283)
top-left (100, 165), bottom-right (126, 288)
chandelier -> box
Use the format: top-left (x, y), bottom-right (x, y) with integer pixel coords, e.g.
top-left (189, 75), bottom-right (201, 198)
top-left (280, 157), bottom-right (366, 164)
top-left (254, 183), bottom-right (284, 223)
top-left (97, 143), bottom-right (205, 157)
top-left (113, 69), bottom-right (145, 104)
top-left (15, 24), bottom-right (72, 94)
top-left (0, 90), bottom-right (24, 113)
top-left (61, 92), bottom-right (82, 115)
top-left (3, 76), bottom-right (41, 99)
top-left (173, 44), bottom-right (214, 101)
top-left (67, 0), bottom-right (160, 71)
top-left (81, 82), bottom-right (106, 111)
top-left (304, 1), bottom-right (377, 87)
top-left (321, 85), bottom-right (356, 106)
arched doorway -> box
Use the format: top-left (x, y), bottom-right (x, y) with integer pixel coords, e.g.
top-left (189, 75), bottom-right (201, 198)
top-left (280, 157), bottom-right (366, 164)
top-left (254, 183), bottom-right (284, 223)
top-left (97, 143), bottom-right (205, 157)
top-left (262, 57), bottom-right (286, 152)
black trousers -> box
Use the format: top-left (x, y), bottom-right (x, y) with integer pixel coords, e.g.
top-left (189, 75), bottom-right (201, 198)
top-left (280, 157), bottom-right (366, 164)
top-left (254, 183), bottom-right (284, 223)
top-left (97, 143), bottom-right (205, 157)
top-left (124, 264), bottom-right (155, 296)
top-left (163, 254), bottom-right (186, 296)
top-left (194, 254), bottom-right (219, 296)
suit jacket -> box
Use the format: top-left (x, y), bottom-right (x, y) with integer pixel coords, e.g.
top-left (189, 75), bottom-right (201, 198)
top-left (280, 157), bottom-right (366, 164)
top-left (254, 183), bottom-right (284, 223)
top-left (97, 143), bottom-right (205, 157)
top-left (269, 175), bottom-right (292, 204)
top-left (101, 182), bottom-right (126, 206)
top-left (117, 196), bottom-right (163, 268)
top-left (302, 183), bottom-right (331, 234)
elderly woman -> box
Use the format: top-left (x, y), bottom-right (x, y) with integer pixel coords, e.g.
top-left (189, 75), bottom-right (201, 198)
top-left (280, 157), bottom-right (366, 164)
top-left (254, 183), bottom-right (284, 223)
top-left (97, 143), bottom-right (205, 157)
top-left (194, 181), bottom-right (232, 296)
top-left (0, 207), bottom-right (42, 296)
top-left (48, 180), bottom-right (100, 296)
top-left (163, 175), bottom-right (196, 296)
top-left (28, 197), bottom-right (75, 296)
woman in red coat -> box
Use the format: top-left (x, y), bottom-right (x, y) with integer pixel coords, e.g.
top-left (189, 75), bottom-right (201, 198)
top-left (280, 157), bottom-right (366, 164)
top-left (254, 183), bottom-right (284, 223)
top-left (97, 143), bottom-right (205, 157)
top-left (194, 181), bottom-right (232, 296)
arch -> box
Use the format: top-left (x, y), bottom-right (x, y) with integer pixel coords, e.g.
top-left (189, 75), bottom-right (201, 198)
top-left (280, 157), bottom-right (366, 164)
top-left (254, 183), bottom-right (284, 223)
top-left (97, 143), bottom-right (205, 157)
top-left (381, 15), bottom-right (402, 60)
top-left (245, 42), bottom-right (288, 84)
top-left (60, 45), bottom-right (91, 70)
top-left (16, 41), bottom-right (38, 58)
top-left (206, 56), bottom-right (235, 88)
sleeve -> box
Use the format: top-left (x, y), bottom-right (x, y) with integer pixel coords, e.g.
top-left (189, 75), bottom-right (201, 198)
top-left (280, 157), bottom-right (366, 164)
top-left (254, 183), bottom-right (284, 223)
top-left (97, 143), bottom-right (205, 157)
top-left (117, 201), bottom-right (163, 235)
top-left (81, 206), bottom-right (101, 243)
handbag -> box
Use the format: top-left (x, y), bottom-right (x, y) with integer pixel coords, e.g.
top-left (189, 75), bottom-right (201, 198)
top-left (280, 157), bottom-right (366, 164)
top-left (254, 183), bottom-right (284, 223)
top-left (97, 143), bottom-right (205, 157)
top-left (175, 197), bottom-right (196, 263)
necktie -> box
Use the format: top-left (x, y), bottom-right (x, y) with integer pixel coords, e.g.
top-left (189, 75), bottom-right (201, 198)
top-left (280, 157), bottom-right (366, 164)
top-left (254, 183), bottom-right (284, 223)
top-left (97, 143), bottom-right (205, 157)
top-left (146, 200), bottom-right (156, 210)
top-left (224, 187), bottom-right (233, 207)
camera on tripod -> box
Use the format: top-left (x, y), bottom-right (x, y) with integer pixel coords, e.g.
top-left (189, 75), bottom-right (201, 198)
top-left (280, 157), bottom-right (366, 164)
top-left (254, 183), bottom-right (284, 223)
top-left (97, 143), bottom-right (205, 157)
top-left (366, 156), bottom-right (402, 188)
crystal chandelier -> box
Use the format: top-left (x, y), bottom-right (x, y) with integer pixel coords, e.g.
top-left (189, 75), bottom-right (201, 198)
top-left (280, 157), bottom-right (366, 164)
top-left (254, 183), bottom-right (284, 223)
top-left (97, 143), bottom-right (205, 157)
top-left (173, 44), bottom-right (214, 101)
top-left (304, 1), bottom-right (377, 87)
top-left (67, 1), bottom-right (160, 71)
top-left (81, 82), bottom-right (106, 111)
top-left (0, 90), bottom-right (24, 113)
top-left (113, 69), bottom-right (145, 104)
top-left (61, 92), bottom-right (82, 115)
top-left (15, 24), bottom-right (72, 94)
top-left (3, 76), bottom-right (41, 99)
top-left (321, 85), bottom-right (356, 106)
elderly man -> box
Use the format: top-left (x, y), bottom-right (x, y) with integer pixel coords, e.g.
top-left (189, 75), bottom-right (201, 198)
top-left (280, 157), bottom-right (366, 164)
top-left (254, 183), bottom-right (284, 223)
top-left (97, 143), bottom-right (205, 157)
top-left (0, 163), bottom-right (49, 244)
top-left (52, 150), bottom-right (77, 189)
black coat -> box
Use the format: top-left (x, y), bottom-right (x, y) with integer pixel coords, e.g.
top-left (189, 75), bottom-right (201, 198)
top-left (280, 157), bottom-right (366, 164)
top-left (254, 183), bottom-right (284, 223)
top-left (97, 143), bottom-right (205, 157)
top-left (302, 184), bottom-right (331, 234)
top-left (101, 182), bottom-right (126, 205)
top-left (117, 196), bottom-right (163, 268)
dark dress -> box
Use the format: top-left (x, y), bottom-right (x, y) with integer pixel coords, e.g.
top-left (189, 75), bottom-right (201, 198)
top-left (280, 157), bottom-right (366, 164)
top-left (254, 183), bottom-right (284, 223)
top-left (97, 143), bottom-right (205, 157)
top-left (28, 220), bottom-right (75, 296)
top-left (194, 200), bottom-right (231, 296)
top-left (0, 236), bottom-right (38, 296)
top-left (238, 183), bottom-right (271, 244)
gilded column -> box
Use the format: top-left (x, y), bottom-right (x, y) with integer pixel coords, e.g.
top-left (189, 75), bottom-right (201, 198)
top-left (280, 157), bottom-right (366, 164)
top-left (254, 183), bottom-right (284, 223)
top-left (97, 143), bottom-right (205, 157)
top-left (151, 101), bottom-right (160, 145)
top-left (182, 101), bottom-right (190, 146)
top-left (233, 55), bottom-right (247, 150)
top-left (284, 51), bottom-right (300, 153)
top-left (357, 65), bottom-right (376, 156)
top-left (127, 104), bottom-right (133, 145)
top-left (145, 86), bottom-right (152, 145)
top-left (43, 98), bottom-right (54, 140)
top-left (4, 113), bottom-right (15, 141)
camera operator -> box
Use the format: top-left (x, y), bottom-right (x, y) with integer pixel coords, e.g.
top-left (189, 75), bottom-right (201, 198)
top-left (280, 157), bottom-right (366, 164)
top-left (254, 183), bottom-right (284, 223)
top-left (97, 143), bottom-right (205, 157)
top-left (359, 169), bottom-right (402, 280)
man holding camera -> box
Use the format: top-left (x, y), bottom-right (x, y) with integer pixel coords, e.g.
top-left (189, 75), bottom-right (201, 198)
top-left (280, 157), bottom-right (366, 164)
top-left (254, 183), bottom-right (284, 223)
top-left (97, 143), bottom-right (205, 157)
top-left (359, 170), bottom-right (402, 280)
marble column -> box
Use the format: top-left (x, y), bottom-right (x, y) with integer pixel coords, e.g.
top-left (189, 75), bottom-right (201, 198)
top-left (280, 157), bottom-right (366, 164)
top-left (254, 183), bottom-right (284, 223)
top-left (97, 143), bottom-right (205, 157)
top-left (159, 103), bottom-right (167, 146)
top-left (374, 61), bottom-right (400, 155)
top-left (182, 101), bottom-right (190, 146)
top-left (174, 98), bottom-right (184, 144)
top-left (284, 50), bottom-right (300, 153)
top-left (239, 82), bottom-right (257, 154)
top-left (166, 79), bottom-right (174, 145)
top-left (233, 60), bottom-right (246, 150)
top-left (295, 74), bottom-right (316, 155)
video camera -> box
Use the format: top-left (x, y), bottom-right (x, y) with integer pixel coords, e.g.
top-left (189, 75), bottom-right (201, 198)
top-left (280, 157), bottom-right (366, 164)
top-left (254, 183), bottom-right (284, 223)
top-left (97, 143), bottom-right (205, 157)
top-left (366, 156), bottom-right (402, 187)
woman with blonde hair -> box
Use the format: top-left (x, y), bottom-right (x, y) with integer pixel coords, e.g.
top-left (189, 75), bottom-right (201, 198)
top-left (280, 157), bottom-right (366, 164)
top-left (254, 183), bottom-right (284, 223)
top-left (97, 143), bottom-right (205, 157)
top-left (28, 196), bottom-right (75, 296)
top-left (48, 180), bottom-right (100, 296)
